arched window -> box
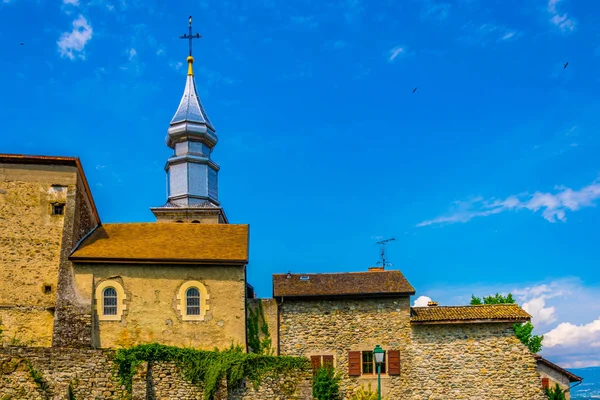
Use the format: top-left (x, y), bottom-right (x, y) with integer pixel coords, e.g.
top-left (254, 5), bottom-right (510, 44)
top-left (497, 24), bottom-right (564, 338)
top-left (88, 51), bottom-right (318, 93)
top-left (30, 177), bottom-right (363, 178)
top-left (191, 220), bottom-right (200, 223)
top-left (103, 287), bottom-right (118, 316)
top-left (186, 287), bottom-right (200, 315)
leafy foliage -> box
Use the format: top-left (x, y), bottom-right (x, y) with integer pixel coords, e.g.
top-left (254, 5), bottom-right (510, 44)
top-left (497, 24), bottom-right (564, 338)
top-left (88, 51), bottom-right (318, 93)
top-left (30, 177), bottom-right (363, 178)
top-left (349, 382), bottom-right (389, 400)
top-left (247, 299), bottom-right (272, 355)
top-left (514, 322), bottom-right (543, 353)
top-left (545, 383), bottom-right (566, 400)
top-left (470, 293), bottom-right (515, 305)
top-left (25, 360), bottom-right (50, 395)
top-left (470, 292), bottom-right (543, 353)
top-left (312, 366), bottom-right (341, 400)
top-left (114, 343), bottom-right (308, 400)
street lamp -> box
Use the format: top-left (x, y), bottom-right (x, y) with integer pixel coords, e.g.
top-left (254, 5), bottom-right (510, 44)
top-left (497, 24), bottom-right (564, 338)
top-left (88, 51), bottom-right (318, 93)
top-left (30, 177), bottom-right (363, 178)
top-left (373, 345), bottom-right (385, 400)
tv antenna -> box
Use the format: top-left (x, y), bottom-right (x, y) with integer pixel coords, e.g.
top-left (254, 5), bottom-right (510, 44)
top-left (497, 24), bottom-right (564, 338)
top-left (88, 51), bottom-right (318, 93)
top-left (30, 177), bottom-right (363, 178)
top-left (376, 237), bottom-right (395, 268)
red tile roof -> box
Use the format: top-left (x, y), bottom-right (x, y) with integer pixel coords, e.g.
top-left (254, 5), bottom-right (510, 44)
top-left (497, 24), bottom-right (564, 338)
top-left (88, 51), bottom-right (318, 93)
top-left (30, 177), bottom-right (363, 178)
top-left (273, 270), bottom-right (415, 298)
top-left (70, 223), bottom-right (248, 264)
top-left (410, 304), bottom-right (531, 324)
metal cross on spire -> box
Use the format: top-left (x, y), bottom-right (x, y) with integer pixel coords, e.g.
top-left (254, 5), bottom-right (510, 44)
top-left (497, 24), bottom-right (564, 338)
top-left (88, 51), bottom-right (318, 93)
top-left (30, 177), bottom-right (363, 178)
top-left (179, 15), bottom-right (201, 56)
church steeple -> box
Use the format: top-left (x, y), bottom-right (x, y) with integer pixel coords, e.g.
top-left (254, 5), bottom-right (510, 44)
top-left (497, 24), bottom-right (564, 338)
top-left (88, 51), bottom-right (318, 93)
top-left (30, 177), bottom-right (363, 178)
top-left (151, 17), bottom-right (227, 224)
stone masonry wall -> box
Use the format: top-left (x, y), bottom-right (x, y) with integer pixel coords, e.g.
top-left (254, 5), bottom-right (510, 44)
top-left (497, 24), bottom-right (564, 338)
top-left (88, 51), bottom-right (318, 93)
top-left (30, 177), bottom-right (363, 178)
top-left (0, 347), bottom-right (312, 400)
top-left (0, 163), bottom-right (78, 347)
top-left (247, 299), bottom-right (278, 354)
top-left (279, 297), bottom-right (546, 400)
top-left (52, 173), bottom-right (99, 348)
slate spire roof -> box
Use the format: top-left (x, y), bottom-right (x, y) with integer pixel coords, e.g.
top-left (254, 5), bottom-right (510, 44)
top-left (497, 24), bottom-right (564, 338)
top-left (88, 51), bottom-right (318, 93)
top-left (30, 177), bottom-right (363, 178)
top-left (166, 56), bottom-right (217, 149)
top-left (170, 56), bottom-right (214, 130)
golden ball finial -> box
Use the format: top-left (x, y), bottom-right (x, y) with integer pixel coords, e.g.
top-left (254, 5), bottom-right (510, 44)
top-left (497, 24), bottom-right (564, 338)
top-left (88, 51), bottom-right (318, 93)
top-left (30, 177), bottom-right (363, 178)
top-left (187, 56), bottom-right (194, 76)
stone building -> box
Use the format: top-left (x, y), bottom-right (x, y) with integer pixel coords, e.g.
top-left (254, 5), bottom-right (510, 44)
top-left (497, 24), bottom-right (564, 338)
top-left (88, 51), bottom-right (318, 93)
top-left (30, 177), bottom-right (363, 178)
top-left (274, 268), bottom-right (550, 399)
top-left (0, 23), bottom-right (584, 400)
top-left (536, 356), bottom-right (583, 400)
top-left (1, 51), bottom-right (249, 351)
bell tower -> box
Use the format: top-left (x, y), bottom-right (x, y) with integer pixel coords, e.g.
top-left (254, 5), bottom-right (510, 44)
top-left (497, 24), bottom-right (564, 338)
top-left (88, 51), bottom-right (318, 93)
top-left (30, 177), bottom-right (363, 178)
top-left (151, 16), bottom-right (227, 224)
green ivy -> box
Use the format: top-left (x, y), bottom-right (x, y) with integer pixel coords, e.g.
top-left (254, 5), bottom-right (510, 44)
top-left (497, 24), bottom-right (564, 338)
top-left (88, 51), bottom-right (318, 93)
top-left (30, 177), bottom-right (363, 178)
top-left (25, 360), bottom-right (50, 397)
top-left (114, 343), bottom-right (309, 400)
top-left (247, 299), bottom-right (272, 355)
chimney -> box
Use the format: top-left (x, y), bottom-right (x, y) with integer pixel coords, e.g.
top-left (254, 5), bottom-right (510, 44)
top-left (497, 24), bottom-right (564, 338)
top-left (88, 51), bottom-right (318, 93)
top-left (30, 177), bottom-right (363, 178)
top-left (368, 266), bottom-right (385, 272)
top-left (427, 301), bottom-right (439, 307)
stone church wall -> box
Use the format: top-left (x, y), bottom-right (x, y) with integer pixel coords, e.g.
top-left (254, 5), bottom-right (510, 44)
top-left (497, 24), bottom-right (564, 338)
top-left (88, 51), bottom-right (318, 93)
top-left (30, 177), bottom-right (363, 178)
top-left (0, 163), bottom-right (80, 347)
top-left (279, 297), bottom-right (546, 400)
top-left (0, 347), bottom-right (312, 400)
top-left (73, 263), bottom-right (247, 349)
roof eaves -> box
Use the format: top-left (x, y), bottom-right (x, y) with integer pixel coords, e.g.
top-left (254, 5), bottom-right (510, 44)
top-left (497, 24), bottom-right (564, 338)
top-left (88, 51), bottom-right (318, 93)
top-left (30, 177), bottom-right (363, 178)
top-left (69, 256), bottom-right (248, 265)
top-left (535, 356), bottom-right (583, 382)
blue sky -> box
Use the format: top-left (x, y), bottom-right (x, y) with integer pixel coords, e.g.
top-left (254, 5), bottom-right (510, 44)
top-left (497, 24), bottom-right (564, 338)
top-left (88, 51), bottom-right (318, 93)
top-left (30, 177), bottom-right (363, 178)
top-left (1, 0), bottom-right (600, 367)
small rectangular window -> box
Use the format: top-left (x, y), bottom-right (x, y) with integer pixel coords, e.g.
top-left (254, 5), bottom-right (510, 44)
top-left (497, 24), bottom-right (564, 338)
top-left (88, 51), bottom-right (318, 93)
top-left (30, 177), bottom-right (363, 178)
top-left (52, 203), bottom-right (65, 215)
top-left (361, 351), bottom-right (386, 375)
top-left (43, 285), bottom-right (52, 294)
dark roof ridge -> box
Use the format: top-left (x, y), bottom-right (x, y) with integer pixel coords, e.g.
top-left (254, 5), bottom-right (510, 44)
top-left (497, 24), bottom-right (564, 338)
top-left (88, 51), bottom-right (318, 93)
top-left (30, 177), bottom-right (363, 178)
top-left (274, 269), bottom-right (404, 276)
top-left (412, 304), bottom-right (521, 308)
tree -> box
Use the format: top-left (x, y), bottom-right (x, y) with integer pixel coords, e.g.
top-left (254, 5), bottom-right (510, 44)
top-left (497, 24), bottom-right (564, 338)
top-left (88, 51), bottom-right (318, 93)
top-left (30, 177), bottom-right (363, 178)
top-left (514, 321), bottom-right (543, 353)
top-left (313, 366), bottom-right (341, 400)
top-left (470, 292), bottom-right (543, 353)
top-left (545, 383), bottom-right (566, 400)
top-left (470, 293), bottom-right (515, 305)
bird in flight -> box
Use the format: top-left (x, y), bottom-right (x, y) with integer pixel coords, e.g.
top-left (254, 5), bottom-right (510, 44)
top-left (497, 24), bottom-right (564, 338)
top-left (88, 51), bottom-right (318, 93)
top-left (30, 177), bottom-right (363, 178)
top-left (20, 43), bottom-right (23, 46)
top-left (412, 87), bottom-right (417, 93)
top-left (564, 62), bottom-right (569, 69)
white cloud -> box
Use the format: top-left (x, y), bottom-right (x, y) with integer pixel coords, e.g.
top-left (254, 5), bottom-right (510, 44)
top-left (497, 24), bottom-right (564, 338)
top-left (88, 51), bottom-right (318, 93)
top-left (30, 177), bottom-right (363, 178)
top-left (156, 48), bottom-right (165, 56)
top-left (388, 46), bottom-right (406, 62)
top-left (421, 2), bottom-right (450, 21)
top-left (57, 15), bottom-right (93, 60)
top-left (413, 296), bottom-right (432, 307)
top-left (63, 0), bottom-right (79, 5)
top-left (128, 48), bottom-right (137, 60)
top-left (547, 0), bottom-right (576, 33)
top-left (545, 318), bottom-right (600, 348)
top-left (513, 285), bottom-right (559, 326)
top-left (169, 61), bottom-right (184, 72)
top-left (417, 179), bottom-right (600, 227)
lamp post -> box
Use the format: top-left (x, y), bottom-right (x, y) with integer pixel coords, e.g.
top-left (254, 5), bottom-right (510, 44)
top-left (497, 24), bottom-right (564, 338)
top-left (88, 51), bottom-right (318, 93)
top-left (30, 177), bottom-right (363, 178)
top-left (373, 345), bottom-right (384, 400)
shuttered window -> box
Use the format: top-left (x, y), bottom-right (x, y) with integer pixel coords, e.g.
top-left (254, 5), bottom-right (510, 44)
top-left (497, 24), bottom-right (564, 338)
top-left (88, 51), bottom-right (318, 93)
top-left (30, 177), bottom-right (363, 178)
top-left (387, 350), bottom-right (400, 376)
top-left (310, 355), bottom-right (335, 373)
top-left (311, 356), bottom-right (321, 372)
top-left (541, 377), bottom-right (549, 389)
top-left (348, 351), bottom-right (361, 376)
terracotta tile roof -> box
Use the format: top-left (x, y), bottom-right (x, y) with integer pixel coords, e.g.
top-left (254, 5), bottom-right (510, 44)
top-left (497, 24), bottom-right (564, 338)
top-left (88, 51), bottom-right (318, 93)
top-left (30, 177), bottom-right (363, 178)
top-left (535, 356), bottom-right (583, 383)
top-left (410, 304), bottom-right (531, 324)
top-left (70, 223), bottom-right (248, 264)
top-left (273, 270), bottom-right (415, 298)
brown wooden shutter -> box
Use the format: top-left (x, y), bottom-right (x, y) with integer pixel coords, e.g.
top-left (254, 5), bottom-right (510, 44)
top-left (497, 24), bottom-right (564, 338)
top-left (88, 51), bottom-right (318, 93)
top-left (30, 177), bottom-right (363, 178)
top-left (348, 351), bottom-right (361, 376)
top-left (387, 350), bottom-right (401, 376)
top-left (541, 377), bottom-right (549, 389)
top-left (311, 355), bottom-right (322, 372)
top-left (323, 355), bottom-right (334, 368)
